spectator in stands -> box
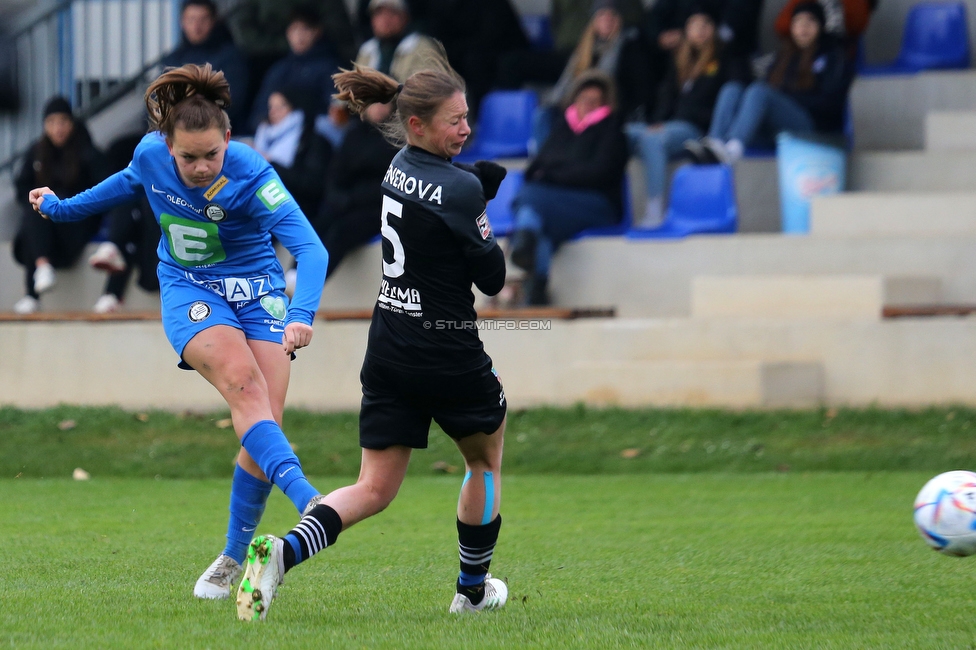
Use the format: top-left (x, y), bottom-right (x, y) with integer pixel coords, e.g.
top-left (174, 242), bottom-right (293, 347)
top-left (642, 0), bottom-right (763, 116)
top-left (533, 0), bottom-right (649, 148)
top-left (354, 0), bottom-right (440, 82)
top-left (496, 0), bottom-right (644, 90)
top-left (301, 99), bottom-right (399, 285)
top-left (162, 0), bottom-right (250, 129)
top-left (87, 133), bottom-right (160, 314)
top-left (11, 97), bottom-right (107, 314)
top-left (253, 87), bottom-right (333, 218)
top-left (691, 1), bottom-right (854, 164)
top-left (626, 6), bottom-right (751, 227)
top-left (773, 0), bottom-right (873, 56)
top-left (355, 0), bottom-right (432, 42)
top-left (508, 71), bottom-right (629, 306)
top-left (232, 0), bottom-right (356, 68)
top-left (245, 6), bottom-right (341, 134)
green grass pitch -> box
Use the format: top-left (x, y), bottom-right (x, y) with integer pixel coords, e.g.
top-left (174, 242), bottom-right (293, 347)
top-left (4, 472), bottom-right (976, 648)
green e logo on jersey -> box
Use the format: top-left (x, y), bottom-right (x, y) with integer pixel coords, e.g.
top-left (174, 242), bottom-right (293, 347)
top-left (160, 213), bottom-right (226, 266)
top-left (257, 179), bottom-right (290, 211)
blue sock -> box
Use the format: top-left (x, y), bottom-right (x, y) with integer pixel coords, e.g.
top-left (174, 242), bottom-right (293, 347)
top-left (223, 464), bottom-right (272, 564)
top-left (240, 420), bottom-right (319, 512)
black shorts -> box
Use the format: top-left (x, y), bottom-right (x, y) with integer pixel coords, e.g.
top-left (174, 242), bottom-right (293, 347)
top-left (359, 354), bottom-right (507, 450)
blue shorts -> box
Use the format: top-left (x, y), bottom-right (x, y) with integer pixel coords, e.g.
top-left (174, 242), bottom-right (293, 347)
top-left (158, 264), bottom-right (290, 368)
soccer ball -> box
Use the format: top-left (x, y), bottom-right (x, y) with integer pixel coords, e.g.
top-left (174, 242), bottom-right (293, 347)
top-left (913, 470), bottom-right (976, 557)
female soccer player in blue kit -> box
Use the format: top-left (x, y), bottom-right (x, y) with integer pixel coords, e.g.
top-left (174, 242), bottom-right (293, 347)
top-left (28, 63), bottom-right (328, 600)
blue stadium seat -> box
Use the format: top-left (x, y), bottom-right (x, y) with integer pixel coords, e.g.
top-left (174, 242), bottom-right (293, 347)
top-left (574, 175), bottom-right (634, 238)
top-left (485, 169), bottom-right (523, 237)
top-left (626, 164), bottom-right (738, 239)
top-left (455, 90), bottom-right (538, 161)
top-left (860, 1), bottom-right (969, 74)
top-left (521, 14), bottom-right (554, 51)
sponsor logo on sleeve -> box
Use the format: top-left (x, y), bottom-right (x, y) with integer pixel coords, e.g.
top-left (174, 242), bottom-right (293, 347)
top-left (476, 211), bottom-right (492, 240)
top-left (256, 179), bottom-right (290, 212)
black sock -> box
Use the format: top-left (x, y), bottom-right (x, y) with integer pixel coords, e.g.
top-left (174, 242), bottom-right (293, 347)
top-left (282, 504), bottom-right (343, 572)
top-left (456, 514), bottom-right (502, 605)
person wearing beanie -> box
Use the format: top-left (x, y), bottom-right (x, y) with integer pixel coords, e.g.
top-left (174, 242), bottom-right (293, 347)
top-left (626, 7), bottom-right (752, 227)
top-left (10, 96), bottom-right (107, 313)
top-left (773, 0), bottom-right (874, 53)
top-left (691, 0), bottom-right (854, 164)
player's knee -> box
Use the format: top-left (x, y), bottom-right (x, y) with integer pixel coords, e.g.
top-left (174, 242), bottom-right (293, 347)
top-left (363, 479), bottom-right (399, 514)
top-left (218, 362), bottom-right (266, 400)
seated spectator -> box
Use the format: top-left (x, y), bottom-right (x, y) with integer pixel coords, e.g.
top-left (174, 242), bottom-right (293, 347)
top-left (11, 97), bottom-right (107, 314)
top-left (355, 0), bottom-right (432, 43)
top-left (626, 7), bottom-right (751, 226)
top-left (245, 6), bottom-right (341, 134)
top-left (534, 0), bottom-right (648, 148)
top-left (253, 87), bottom-right (333, 218)
top-left (692, 1), bottom-right (854, 164)
top-left (508, 71), bottom-right (629, 306)
top-left (232, 0), bottom-right (356, 67)
top-left (87, 133), bottom-right (160, 313)
top-left (641, 0), bottom-right (763, 117)
top-left (773, 0), bottom-right (873, 56)
top-left (496, 0), bottom-right (644, 90)
top-left (294, 100), bottom-right (399, 288)
top-left (355, 0), bottom-right (440, 82)
top-left (162, 0), bottom-right (250, 129)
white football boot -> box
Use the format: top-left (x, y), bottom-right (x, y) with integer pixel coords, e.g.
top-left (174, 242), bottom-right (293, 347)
top-left (193, 554), bottom-right (242, 600)
top-left (236, 535), bottom-right (284, 621)
top-left (449, 574), bottom-right (508, 613)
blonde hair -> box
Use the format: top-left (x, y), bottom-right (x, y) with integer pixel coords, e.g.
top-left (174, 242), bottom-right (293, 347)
top-left (570, 11), bottom-right (622, 80)
top-left (145, 63), bottom-right (231, 136)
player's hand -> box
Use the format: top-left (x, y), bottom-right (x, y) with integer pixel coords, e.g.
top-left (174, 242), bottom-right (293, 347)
top-left (29, 187), bottom-right (57, 218)
top-left (453, 161), bottom-right (507, 200)
top-left (282, 322), bottom-right (313, 355)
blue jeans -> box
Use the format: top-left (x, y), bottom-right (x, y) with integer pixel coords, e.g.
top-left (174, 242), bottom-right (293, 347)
top-left (708, 81), bottom-right (815, 148)
top-left (625, 120), bottom-right (703, 200)
top-left (513, 181), bottom-right (619, 276)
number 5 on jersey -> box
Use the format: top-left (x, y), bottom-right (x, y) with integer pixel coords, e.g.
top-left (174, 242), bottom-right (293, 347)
top-left (381, 195), bottom-right (406, 278)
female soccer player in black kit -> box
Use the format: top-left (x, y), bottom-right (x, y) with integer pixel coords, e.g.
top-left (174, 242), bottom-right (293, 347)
top-left (234, 54), bottom-right (511, 622)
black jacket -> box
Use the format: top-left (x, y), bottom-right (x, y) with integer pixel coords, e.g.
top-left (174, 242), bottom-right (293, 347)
top-left (654, 50), bottom-right (752, 130)
top-left (526, 110), bottom-right (629, 215)
top-left (324, 117), bottom-right (399, 216)
top-left (767, 39), bottom-right (854, 133)
top-left (15, 121), bottom-right (107, 210)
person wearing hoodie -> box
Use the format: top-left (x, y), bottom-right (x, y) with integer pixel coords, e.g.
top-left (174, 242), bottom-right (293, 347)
top-left (245, 6), bottom-right (341, 134)
top-left (694, 1), bottom-right (854, 164)
top-left (11, 97), bottom-right (108, 314)
top-left (162, 0), bottom-right (250, 129)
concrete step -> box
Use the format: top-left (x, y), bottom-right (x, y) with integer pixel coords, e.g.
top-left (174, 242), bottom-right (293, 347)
top-left (849, 150), bottom-right (976, 192)
top-left (10, 315), bottom-right (976, 408)
top-left (550, 233), bottom-right (976, 317)
top-left (810, 191), bottom-right (976, 236)
top-left (925, 111), bottom-right (976, 151)
top-left (849, 70), bottom-right (976, 151)
top-left (559, 359), bottom-right (824, 408)
top-left (690, 275), bottom-right (942, 320)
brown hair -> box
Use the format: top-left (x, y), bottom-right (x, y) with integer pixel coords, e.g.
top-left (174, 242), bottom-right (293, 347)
top-left (563, 69), bottom-right (617, 110)
top-left (674, 17), bottom-right (719, 86)
top-left (144, 63), bottom-right (231, 137)
top-left (332, 48), bottom-right (465, 146)
top-left (767, 32), bottom-right (820, 91)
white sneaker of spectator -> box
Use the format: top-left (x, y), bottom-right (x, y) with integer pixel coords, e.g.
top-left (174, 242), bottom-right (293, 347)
top-left (13, 295), bottom-right (39, 314)
top-left (33, 263), bottom-right (56, 294)
top-left (92, 294), bottom-right (121, 314)
top-left (88, 242), bottom-right (127, 273)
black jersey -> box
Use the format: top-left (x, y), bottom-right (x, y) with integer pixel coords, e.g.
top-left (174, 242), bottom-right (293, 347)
top-left (365, 145), bottom-right (502, 372)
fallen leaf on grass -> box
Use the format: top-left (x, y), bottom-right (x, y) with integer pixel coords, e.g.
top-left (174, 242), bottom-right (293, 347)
top-left (73, 467), bottom-right (90, 480)
top-left (135, 413), bottom-right (150, 422)
top-left (620, 448), bottom-right (642, 459)
top-left (58, 419), bottom-right (76, 431)
top-left (215, 418), bottom-right (233, 429)
top-left (431, 460), bottom-right (458, 474)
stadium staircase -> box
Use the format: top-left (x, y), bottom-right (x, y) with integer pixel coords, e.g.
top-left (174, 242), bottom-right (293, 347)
top-left (7, 0), bottom-right (976, 410)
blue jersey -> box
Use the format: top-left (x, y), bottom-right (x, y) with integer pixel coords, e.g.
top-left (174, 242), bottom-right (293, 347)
top-left (39, 132), bottom-right (328, 326)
